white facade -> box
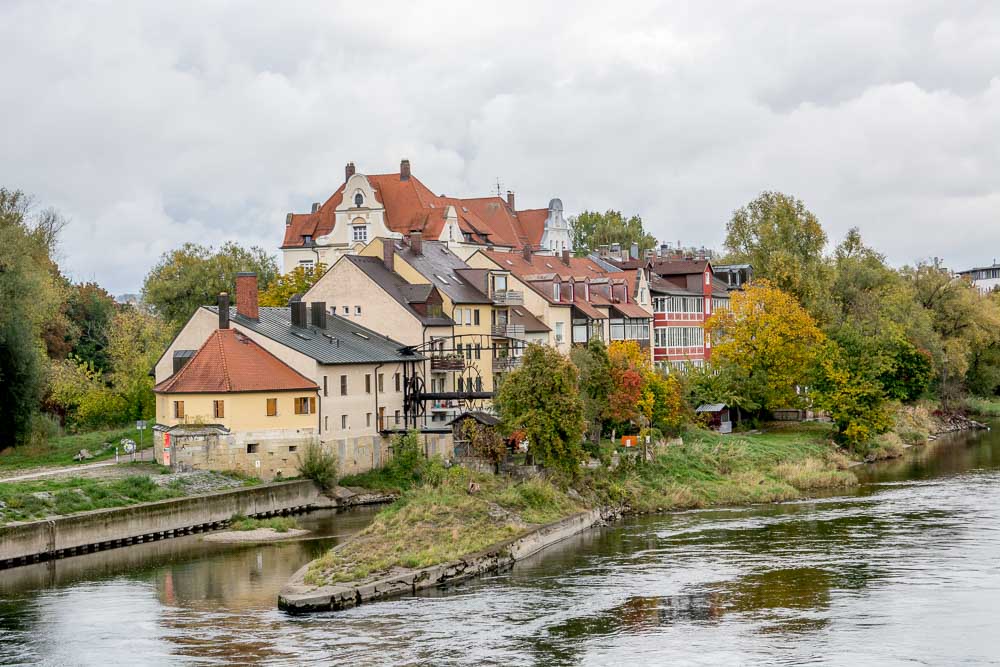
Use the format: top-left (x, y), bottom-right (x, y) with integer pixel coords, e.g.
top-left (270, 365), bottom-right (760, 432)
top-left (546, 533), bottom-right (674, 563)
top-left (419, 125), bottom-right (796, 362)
top-left (539, 198), bottom-right (572, 254)
top-left (959, 265), bottom-right (1000, 294)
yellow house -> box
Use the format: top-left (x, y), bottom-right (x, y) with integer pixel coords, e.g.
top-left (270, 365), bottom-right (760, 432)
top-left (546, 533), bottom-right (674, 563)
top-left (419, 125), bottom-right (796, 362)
top-left (153, 327), bottom-right (320, 480)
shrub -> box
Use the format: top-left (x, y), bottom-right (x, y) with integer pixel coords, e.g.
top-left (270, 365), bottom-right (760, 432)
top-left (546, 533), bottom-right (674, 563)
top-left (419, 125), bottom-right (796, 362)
top-left (297, 442), bottom-right (338, 490)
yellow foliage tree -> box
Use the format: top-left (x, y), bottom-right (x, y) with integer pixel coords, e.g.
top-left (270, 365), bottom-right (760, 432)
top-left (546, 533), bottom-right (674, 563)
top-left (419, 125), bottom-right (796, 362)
top-left (259, 263), bottom-right (328, 307)
top-left (706, 280), bottom-right (826, 412)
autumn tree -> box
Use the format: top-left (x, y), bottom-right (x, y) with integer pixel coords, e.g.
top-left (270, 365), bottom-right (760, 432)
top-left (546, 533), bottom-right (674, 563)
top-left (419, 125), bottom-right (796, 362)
top-left (724, 191), bottom-right (830, 313)
top-left (259, 263), bottom-right (327, 307)
top-left (706, 280), bottom-right (826, 413)
top-left (570, 210), bottom-right (656, 257)
top-left (142, 242), bottom-right (278, 329)
top-left (106, 307), bottom-right (171, 421)
top-left (812, 342), bottom-right (894, 451)
top-left (606, 340), bottom-right (648, 427)
top-left (495, 343), bottom-right (585, 475)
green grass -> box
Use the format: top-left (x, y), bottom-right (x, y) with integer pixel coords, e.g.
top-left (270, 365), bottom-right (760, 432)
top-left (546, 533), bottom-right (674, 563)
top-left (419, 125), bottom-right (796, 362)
top-left (0, 426), bottom-right (153, 472)
top-left (229, 514), bottom-right (298, 532)
top-left (0, 475), bottom-right (185, 523)
top-left (964, 397), bottom-right (1000, 417)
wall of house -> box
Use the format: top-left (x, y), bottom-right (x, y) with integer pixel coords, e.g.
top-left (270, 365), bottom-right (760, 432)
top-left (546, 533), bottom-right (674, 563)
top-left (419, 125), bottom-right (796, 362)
top-left (155, 391), bottom-right (319, 432)
top-left (154, 427), bottom-right (318, 481)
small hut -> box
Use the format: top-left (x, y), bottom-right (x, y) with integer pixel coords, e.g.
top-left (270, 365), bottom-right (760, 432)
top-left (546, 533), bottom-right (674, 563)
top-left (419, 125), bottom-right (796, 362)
top-left (447, 411), bottom-right (500, 457)
top-left (696, 404), bottom-right (732, 433)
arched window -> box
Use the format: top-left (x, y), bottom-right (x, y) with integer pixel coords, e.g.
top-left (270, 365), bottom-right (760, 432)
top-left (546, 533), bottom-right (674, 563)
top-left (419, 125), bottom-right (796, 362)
top-left (354, 192), bottom-right (364, 207)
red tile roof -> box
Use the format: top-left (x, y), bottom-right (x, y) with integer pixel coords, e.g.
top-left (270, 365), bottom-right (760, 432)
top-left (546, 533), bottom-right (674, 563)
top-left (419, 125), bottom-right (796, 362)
top-left (154, 329), bottom-right (319, 394)
top-left (282, 169), bottom-right (550, 250)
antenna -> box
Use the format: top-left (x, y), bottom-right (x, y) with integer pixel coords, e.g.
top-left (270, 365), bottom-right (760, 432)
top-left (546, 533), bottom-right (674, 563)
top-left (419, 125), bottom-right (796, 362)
top-left (494, 177), bottom-right (503, 198)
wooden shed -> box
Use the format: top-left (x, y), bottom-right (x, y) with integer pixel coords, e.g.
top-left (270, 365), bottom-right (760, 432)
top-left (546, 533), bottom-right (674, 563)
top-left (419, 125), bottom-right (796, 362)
top-left (696, 404), bottom-right (732, 433)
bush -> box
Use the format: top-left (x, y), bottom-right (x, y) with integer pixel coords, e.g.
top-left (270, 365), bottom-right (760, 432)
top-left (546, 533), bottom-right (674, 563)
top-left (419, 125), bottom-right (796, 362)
top-left (297, 442), bottom-right (338, 490)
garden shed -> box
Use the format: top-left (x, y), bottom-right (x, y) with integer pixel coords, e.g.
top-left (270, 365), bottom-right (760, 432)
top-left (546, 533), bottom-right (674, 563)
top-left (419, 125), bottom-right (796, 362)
top-left (696, 404), bottom-right (732, 433)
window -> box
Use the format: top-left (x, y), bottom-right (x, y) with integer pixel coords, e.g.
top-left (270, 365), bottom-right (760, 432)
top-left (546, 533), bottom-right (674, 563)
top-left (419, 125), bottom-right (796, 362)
top-left (302, 235), bottom-right (312, 244)
top-left (354, 192), bottom-right (364, 207)
top-left (394, 409), bottom-right (400, 425)
top-left (476, 377), bottom-right (483, 391)
top-left (458, 377), bottom-right (465, 392)
top-left (454, 308), bottom-right (462, 326)
top-left (494, 274), bottom-right (507, 292)
top-left (323, 376), bottom-right (328, 397)
top-left (657, 296), bottom-right (705, 314)
top-left (366, 413), bottom-right (372, 427)
top-left (610, 318), bottom-right (650, 341)
top-left (555, 322), bottom-right (564, 343)
top-left (173, 401), bottom-right (185, 419)
top-left (324, 415), bottom-right (328, 431)
top-left (299, 259), bottom-right (314, 268)
top-left (213, 400), bottom-right (224, 419)
top-left (288, 445), bottom-right (298, 453)
top-left (378, 373), bottom-right (384, 393)
top-left (341, 415), bottom-right (348, 429)
top-left (266, 398), bottom-right (277, 416)
top-left (353, 225), bottom-right (367, 242)
top-left (654, 327), bottom-right (667, 347)
top-left (340, 375), bottom-right (347, 395)
top-left (294, 396), bottom-right (317, 414)
top-left (712, 297), bottom-right (729, 312)
top-left (553, 283), bottom-right (561, 301)
top-left (246, 443), bottom-right (259, 454)
top-left (465, 309), bottom-right (472, 326)
top-left (457, 343), bottom-right (463, 357)
top-left (343, 306), bottom-right (349, 315)
top-left (665, 326), bottom-right (704, 347)
top-left (473, 309), bottom-right (480, 326)
top-left (475, 344), bottom-right (481, 359)
top-left (365, 374), bottom-right (371, 394)
top-left (395, 372), bottom-right (401, 392)
top-left (355, 305), bottom-right (362, 315)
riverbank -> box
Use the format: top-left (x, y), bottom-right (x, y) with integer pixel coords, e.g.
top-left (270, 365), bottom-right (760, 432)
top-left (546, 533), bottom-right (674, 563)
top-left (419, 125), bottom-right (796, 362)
top-left (0, 425), bottom-right (152, 473)
top-left (282, 423), bottom-right (862, 611)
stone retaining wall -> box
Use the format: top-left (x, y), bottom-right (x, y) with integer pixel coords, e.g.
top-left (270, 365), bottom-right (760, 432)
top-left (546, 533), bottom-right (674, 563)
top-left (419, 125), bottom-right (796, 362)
top-left (278, 506), bottom-right (620, 614)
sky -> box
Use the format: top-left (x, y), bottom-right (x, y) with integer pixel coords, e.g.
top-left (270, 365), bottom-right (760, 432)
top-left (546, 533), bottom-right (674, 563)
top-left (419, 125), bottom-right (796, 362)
top-left (1, 1), bottom-right (998, 295)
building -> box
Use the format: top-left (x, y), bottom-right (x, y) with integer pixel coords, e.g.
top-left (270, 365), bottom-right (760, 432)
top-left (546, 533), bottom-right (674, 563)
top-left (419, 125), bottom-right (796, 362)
top-left (153, 327), bottom-right (320, 480)
top-left (280, 159), bottom-right (573, 273)
top-left (714, 263), bottom-right (753, 290)
top-left (957, 262), bottom-right (1000, 294)
top-left (153, 273), bottom-right (451, 477)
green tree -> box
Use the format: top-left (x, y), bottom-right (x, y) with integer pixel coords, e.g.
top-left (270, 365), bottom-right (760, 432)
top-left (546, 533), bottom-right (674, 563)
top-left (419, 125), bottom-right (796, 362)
top-left (570, 210), bottom-right (656, 257)
top-left (259, 263), bottom-right (327, 307)
top-left (64, 282), bottom-right (118, 373)
top-left (106, 307), bottom-right (171, 421)
top-left (724, 191), bottom-right (830, 312)
top-left (570, 338), bottom-right (613, 443)
top-left (812, 341), bottom-right (894, 451)
top-left (142, 242), bottom-right (278, 329)
top-left (495, 343), bottom-right (585, 475)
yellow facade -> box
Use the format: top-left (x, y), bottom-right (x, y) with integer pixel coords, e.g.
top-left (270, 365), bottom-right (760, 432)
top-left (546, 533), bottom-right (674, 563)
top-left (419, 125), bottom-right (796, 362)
top-left (155, 390), bottom-right (320, 432)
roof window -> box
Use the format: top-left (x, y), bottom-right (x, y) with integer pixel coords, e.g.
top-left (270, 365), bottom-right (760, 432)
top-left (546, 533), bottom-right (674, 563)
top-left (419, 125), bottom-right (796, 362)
top-left (435, 274), bottom-right (450, 285)
top-left (352, 331), bottom-right (369, 340)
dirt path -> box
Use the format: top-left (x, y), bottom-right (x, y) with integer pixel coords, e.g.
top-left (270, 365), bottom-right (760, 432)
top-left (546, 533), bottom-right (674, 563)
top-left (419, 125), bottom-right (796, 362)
top-left (0, 449), bottom-right (156, 483)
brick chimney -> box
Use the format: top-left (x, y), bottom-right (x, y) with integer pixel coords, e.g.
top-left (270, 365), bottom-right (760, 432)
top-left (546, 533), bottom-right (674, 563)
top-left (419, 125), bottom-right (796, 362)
top-left (506, 190), bottom-right (515, 210)
top-left (383, 239), bottom-right (395, 271)
top-left (409, 231), bottom-right (422, 255)
top-left (522, 244), bottom-right (533, 262)
top-left (235, 273), bottom-right (259, 320)
top-left (561, 249), bottom-right (571, 266)
top-left (311, 301), bottom-right (327, 329)
top-left (285, 213), bottom-right (293, 226)
top-left (400, 159), bottom-right (411, 181)
top-left (345, 161), bottom-right (356, 180)
top-left (218, 293), bottom-right (230, 329)
top-left (290, 300), bottom-right (307, 328)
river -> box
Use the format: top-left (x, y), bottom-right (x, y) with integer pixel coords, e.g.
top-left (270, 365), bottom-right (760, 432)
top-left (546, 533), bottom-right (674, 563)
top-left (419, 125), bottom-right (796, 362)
top-left (2, 424), bottom-right (999, 666)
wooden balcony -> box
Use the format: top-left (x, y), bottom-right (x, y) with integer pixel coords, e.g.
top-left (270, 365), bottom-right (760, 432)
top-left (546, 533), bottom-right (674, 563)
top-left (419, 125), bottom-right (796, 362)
top-left (430, 355), bottom-right (465, 372)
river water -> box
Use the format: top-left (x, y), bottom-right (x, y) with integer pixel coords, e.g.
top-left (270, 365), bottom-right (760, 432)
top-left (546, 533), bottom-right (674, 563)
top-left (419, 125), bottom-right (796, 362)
top-left (2, 425), bottom-right (999, 666)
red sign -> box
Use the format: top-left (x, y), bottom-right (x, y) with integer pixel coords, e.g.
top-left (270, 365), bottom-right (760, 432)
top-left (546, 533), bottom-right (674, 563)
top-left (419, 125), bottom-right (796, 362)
top-left (621, 435), bottom-right (638, 448)
top-left (163, 433), bottom-right (171, 466)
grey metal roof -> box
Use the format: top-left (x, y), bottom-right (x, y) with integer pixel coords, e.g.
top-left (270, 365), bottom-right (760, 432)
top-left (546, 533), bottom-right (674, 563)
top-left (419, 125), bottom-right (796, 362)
top-left (394, 241), bottom-right (493, 304)
top-left (696, 403), bottom-right (728, 413)
top-left (345, 255), bottom-right (454, 326)
top-left (206, 306), bottom-right (422, 365)
top-left (446, 410), bottom-right (500, 427)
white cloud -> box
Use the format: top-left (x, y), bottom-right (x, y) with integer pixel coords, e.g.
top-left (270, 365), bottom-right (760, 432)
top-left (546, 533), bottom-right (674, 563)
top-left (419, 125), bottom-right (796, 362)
top-left (1, 0), bottom-right (997, 293)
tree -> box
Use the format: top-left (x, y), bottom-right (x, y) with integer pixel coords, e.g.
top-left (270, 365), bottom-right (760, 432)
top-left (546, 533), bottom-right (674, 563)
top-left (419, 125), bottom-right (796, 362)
top-left (706, 280), bottom-right (826, 413)
top-left (106, 307), bottom-right (171, 421)
top-left (63, 282), bottom-right (117, 373)
top-left (495, 343), bottom-right (585, 475)
top-left (812, 342), bottom-right (894, 451)
top-left (259, 263), bottom-right (327, 307)
top-left (606, 340), bottom-right (648, 426)
top-left (642, 370), bottom-right (686, 436)
top-left (570, 338), bottom-right (613, 443)
top-left (460, 419), bottom-right (507, 470)
top-left (570, 210), bottom-right (656, 257)
top-left (142, 242), bottom-right (278, 328)
top-left (724, 191), bottom-right (830, 312)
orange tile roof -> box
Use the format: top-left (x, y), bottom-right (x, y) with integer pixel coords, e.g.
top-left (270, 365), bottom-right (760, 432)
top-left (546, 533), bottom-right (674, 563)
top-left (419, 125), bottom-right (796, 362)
top-left (154, 329), bottom-right (319, 394)
top-left (282, 169), bottom-right (551, 250)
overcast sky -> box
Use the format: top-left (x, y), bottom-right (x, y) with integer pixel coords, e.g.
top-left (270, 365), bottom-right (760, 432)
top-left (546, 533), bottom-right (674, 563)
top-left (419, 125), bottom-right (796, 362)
top-left (1, 1), bottom-right (998, 294)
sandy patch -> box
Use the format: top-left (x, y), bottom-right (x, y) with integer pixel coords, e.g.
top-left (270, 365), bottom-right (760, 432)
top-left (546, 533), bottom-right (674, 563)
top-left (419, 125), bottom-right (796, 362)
top-left (203, 527), bottom-right (311, 543)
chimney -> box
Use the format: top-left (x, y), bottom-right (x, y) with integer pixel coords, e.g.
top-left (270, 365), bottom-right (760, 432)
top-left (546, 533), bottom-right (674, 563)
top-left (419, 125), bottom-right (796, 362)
top-left (291, 300), bottom-right (307, 328)
top-left (285, 213), bottom-right (293, 226)
top-left (345, 161), bottom-right (356, 180)
top-left (311, 301), bottom-right (327, 329)
top-left (630, 242), bottom-right (639, 260)
top-left (506, 190), bottom-right (515, 210)
top-left (522, 244), bottom-right (533, 262)
top-left (235, 273), bottom-right (259, 320)
top-left (561, 249), bottom-right (571, 266)
top-left (400, 158), bottom-right (411, 181)
top-left (409, 231), bottom-right (422, 255)
top-left (311, 202), bottom-right (320, 214)
top-left (218, 293), bottom-right (230, 329)
top-left (383, 240), bottom-right (395, 271)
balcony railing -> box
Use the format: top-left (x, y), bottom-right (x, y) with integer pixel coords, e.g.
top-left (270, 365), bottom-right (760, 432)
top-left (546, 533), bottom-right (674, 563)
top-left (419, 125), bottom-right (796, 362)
top-left (494, 356), bottom-right (522, 371)
top-left (491, 289), bottom-right (524, 306)
top-left (491, 323), bottom-right (526, 338)
top-left (430, 355), bottom-right (465, 372)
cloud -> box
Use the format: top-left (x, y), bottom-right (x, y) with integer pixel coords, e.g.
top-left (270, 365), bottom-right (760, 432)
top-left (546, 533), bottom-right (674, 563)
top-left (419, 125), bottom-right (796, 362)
top-left (1, 0), bottom-right (997, 293)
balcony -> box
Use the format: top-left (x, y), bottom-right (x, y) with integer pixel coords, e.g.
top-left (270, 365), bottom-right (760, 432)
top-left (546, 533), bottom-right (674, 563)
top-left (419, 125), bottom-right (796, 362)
top-left (430, 355), bottom-right (465, 372)
top-left (491, 323), bottom-right (526, 338)
top-left (493, 356), bottom-right (522, 371)
top-left (431, 399), bottom-right (460, 411)
top-left (491, 289), bottom-right (524, 306)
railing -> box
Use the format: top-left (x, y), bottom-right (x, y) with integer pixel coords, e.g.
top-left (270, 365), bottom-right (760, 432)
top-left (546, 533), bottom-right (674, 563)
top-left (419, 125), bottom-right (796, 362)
top-left (493, 356), bottom-right (522, 371)
top-left (491, 324), bottom-right (526, 338)
top-left (430, 355), bottom-right (465, 372)
top-left (491, 289), bottom-right (524, 306)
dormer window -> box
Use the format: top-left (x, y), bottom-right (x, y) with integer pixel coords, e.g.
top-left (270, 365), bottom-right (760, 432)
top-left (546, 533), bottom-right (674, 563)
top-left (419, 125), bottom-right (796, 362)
top-left (553, 282), bottom-right (561, 301)
top-left (354, 192), bottom-right (364, 207)
top-left (302, 235), bottom-right (312, 244)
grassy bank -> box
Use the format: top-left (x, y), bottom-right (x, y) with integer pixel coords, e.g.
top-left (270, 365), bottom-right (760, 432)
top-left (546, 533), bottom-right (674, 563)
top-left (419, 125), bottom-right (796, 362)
top-left (307, 424), bottom-right (856, 588)
top-left (964, 397), bottom-right (1000, 417)
top-left (0, 426), bottom-right (152, 472)
top-left (230, 515), bottom-right (298, 533)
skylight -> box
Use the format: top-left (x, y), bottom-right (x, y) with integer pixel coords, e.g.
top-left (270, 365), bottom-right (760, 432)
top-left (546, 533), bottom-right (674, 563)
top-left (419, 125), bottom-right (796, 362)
top-left (352, 331), bottom-right (369, 340)
top-left (435, 274), bottom-right (450, 284)
top-left (505, 260), bottom-right (513, 266)
top-left (450, 274), bottom-right (463, 284)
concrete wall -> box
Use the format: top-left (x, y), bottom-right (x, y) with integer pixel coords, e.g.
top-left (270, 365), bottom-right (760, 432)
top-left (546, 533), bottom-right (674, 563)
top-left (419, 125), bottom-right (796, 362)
top-left (0, 480), bottom-right (325, 566)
